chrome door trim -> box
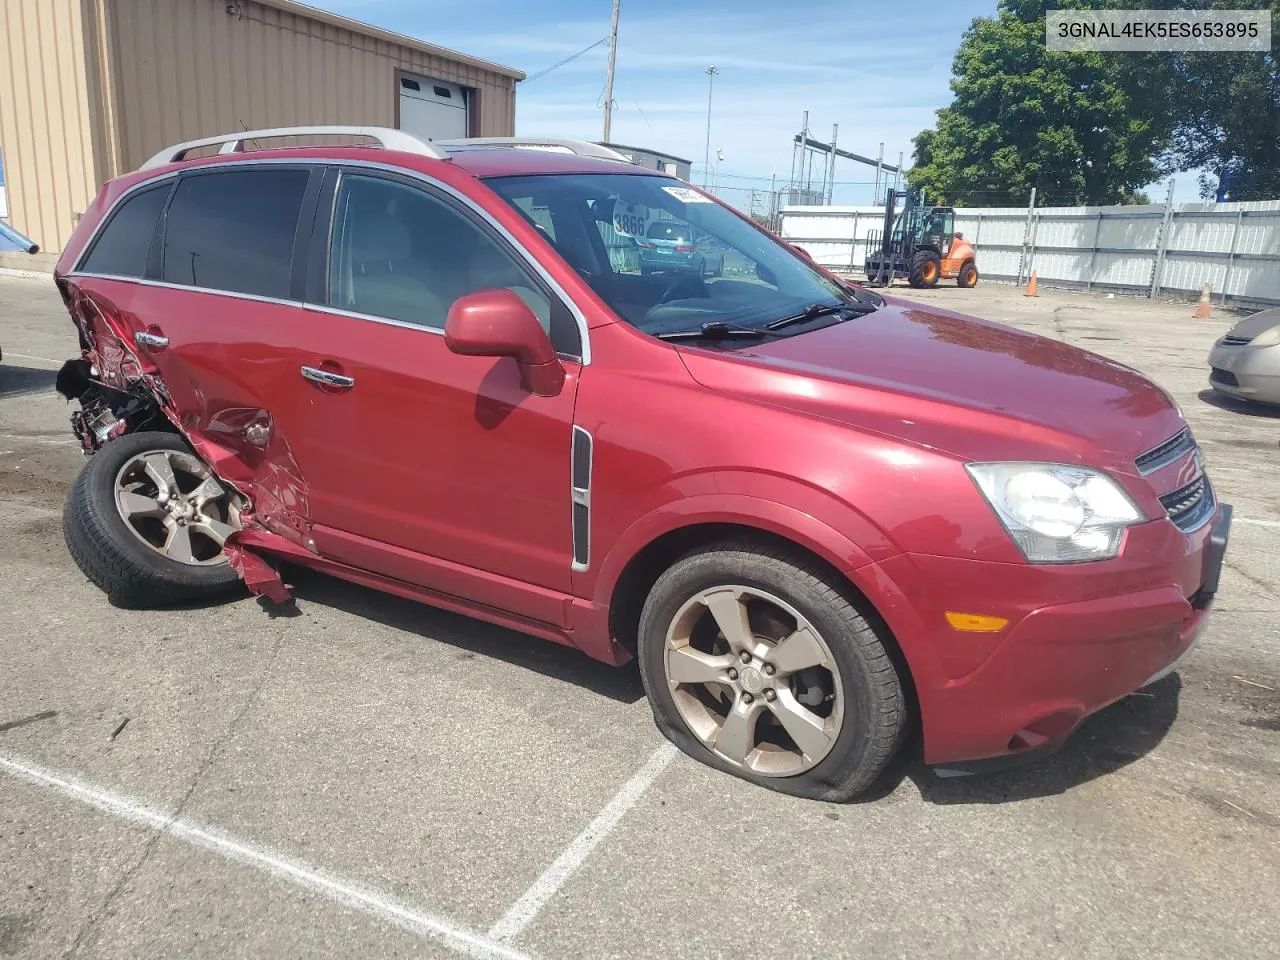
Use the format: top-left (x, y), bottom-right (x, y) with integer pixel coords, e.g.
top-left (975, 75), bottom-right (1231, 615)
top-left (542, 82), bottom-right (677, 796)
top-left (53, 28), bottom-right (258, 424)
top-left (300, 366), bottom-right (355, 388)
top-left (570, 425), bottom-right (593, 572)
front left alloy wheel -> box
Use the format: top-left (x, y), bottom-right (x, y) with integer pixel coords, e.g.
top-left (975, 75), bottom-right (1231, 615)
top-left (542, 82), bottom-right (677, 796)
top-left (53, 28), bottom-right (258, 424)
top-left (638, 541), bottom-right (908, 801)
top-left (64, 431), bottom-right (243, 608)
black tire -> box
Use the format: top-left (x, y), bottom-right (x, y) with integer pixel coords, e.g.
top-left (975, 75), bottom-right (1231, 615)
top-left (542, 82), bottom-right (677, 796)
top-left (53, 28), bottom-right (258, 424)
top-left (638, 541), bottom-right (907, 801)
top-left (908, 250), bottom-right (941, 288)
top-left (63, 431), bottom-right (242, 608)
top-left (957, 261), bottom-right (978, 288)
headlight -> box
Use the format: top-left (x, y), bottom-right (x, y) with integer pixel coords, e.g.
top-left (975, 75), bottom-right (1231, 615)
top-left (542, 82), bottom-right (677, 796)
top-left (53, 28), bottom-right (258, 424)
top-left (967, 463), bottom-right (1143, 563)
top-left (1250, 325), bottom-right (1280, 347)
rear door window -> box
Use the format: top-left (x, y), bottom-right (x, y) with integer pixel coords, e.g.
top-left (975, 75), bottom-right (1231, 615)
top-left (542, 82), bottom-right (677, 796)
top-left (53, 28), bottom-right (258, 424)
top-left (161, 168), bottom-right (310, 299)
top-left (79, 184), bottom-right (170, 278)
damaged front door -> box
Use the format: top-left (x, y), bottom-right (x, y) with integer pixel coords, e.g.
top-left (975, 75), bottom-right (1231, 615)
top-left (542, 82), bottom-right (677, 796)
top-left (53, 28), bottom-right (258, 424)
top-left (272, 170), bottom-right (584, 626)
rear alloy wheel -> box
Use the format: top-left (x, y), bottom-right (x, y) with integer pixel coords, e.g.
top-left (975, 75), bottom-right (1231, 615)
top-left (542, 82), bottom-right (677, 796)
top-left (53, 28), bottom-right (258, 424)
top-left (908, 250), bottom-right (941, 288)
top-left (639, 543), bottom-right (907, 800)
top-left (113, 448), bottom-right (237, 565)
top-left (64, 431), bottom-right (243, 608)
top-left (958, 261), bottom-right (978, 288)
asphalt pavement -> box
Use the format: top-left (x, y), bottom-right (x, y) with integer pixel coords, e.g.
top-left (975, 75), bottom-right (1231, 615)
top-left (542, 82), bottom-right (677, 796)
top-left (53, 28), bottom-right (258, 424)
top-left (1, 274), bottom-right (1277, 959)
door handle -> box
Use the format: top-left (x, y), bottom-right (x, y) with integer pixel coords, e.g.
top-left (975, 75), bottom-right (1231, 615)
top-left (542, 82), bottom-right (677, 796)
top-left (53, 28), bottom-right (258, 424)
top-left (134, 331), bottom-right (169, 349)
top-left (300, 365), bottom-right (355, 389)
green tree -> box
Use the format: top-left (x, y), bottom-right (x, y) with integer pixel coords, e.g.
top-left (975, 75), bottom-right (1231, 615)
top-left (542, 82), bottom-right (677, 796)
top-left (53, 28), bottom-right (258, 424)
top-left (1110, 1), bottom-right (1278, 200)
top-left (909, 0), bottom-right (1170, 205)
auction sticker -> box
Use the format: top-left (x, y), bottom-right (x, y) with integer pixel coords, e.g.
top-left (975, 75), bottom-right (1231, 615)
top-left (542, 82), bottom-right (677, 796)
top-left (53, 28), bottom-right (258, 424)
top-left (662, 185), bottom-right (712, 203)
top-left (612, 200), bottom-right (650, 237)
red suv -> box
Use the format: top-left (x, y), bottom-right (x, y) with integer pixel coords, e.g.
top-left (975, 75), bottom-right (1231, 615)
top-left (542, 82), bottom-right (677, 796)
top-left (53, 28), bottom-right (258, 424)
top-left (53, 128), bottom-right (1231, 800)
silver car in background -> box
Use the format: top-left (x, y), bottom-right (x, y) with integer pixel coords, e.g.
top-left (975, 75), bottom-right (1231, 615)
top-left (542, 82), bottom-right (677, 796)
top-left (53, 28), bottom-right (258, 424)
top-left (1208, 307), bottom-right (1280, 405)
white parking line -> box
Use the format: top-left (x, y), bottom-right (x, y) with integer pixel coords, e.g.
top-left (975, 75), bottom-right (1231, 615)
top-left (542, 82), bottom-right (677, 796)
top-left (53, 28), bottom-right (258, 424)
top-left (1237, 517), bottom-right (1280, 529)
top-left (0, 754), bottom-right (537, 960)
top-left (0, 434), bottom-right (77, 445)
top-left (488, 744), bottom-right (678, 944)
top-left (2, 352), bottom-right (62, 366)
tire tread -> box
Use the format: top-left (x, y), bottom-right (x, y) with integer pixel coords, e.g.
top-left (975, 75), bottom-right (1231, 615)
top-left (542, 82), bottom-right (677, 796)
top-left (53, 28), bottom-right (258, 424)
top-left (640, 538), bottom-right (907, 801)
top-left (62, 432), bottom-right (240, 608)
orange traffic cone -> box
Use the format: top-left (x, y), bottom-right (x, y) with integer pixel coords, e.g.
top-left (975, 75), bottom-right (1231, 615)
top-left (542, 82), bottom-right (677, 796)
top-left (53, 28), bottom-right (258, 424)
top-left (1025, 270), bottom-right (1038, 297)
top-left (1194, 282), bottom-right (1213, 319)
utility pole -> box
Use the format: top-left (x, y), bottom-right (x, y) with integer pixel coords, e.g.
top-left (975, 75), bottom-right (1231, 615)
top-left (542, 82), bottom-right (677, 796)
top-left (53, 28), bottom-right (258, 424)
top-left (826, 124), bottom-right (838, 204)
top-left (769, 171), bottom-right (777, 230)
top-left (702, 65), bottom-right (718, 188)
top-left (601, 0), bottom-right (620, 142)
top-left (873, 142), bottom-right (884, 205)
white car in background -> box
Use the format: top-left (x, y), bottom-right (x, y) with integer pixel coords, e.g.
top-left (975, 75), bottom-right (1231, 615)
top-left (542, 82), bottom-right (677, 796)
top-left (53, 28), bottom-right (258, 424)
top-left (1208, 307), bottom-right (1280, 406)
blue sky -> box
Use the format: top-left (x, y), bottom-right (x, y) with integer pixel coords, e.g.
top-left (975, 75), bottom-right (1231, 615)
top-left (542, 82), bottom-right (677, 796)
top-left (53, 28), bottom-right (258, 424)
top-left (319, 0), bottom-right (1192, 206)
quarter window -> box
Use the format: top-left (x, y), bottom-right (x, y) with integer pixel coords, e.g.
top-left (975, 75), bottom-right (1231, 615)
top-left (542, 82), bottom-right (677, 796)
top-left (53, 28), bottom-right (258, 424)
top-left (327, 174), bottom-right (568, 349)
top-left (161, 168), bottom-right (309, 299)
top-left (79, 184), bottom-right (170, 278)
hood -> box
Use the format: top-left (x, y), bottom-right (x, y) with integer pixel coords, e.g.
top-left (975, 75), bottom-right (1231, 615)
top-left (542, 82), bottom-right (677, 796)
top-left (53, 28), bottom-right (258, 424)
top-left (1226, 306), bottom-right (1280, 340)
top-left (677, 297), bottom-right (1183, 467)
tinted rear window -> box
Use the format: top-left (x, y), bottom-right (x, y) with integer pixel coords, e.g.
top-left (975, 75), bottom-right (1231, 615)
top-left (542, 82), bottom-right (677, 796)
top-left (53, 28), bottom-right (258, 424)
top-left (161, 168), bottom-right (309, 299)
top-left (645, 221), bottom-right (688, 240)
top-left (79, 184), bottom-right (169, 277)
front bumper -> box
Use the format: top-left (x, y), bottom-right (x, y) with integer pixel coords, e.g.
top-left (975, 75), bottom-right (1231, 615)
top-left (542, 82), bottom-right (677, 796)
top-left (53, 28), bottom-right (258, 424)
top-left (1208, 342), bottom-right (1280, 403)
top-left (884, 504), bottom-right (1232, 768)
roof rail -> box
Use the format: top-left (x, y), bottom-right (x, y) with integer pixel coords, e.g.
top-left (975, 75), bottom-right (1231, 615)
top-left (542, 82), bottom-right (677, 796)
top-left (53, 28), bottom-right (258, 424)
top-left (139, 126), bottom-right (451, 170)
top-left (435, 137), bottom-right (633, 163)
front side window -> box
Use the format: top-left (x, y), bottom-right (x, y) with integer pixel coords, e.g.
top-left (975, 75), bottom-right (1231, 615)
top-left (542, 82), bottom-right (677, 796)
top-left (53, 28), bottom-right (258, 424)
top-left (327, 174), bottom-right (559, 342)
top-left (486, 173), bottom-right (859, 336)
top-left (79, 184), bottom-right (170, 278)
top-left (161, 168), bottom-right (309, 299)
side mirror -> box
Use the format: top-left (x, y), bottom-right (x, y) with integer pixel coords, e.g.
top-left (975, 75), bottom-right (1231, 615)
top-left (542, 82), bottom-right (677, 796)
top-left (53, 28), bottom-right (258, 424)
top-left (445, 289), bottom-right (565, 398)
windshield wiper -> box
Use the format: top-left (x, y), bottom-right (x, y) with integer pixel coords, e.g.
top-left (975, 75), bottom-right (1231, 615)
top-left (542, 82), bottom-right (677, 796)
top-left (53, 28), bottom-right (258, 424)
top-left (766, 301), bottom-right (877, 331)
top-left (654, 321), bottom-right (776, 342)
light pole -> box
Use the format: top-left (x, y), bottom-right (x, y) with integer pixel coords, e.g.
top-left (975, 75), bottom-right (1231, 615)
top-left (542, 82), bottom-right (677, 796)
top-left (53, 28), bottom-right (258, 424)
top-left (702, 65), bottom-right (718, 188)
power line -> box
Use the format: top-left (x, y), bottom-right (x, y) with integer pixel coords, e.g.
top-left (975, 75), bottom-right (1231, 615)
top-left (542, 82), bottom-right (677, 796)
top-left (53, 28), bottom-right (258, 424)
top-left (523, 37), bottom-right (609, 83)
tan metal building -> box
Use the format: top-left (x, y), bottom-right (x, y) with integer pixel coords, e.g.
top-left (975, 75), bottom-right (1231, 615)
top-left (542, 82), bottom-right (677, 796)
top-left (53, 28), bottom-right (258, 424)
top-left (0, 0), bottom-right (523, 271)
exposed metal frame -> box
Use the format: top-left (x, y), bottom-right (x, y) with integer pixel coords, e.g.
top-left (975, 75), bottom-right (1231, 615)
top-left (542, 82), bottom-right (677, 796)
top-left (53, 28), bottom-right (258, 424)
top-left (436, 137), bottom-right (632, 163)
top-left (140, 126), bottom-right (452, 170)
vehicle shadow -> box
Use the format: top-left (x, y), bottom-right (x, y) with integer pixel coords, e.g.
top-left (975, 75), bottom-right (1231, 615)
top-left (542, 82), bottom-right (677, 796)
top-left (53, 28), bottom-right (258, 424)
top-left (881, 674), bottom-right (1183, 805)
top-left (0, 363), bottom-right (58, 399)
top-left (1198, 388), bottom-right (1280, 419)
top-left (283, 565), bottom-right (647, 705)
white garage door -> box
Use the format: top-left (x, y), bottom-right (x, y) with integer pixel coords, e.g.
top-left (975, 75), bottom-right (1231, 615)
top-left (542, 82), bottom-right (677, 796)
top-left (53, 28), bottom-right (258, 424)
top-left (398, 74), bottom-right (469, 141)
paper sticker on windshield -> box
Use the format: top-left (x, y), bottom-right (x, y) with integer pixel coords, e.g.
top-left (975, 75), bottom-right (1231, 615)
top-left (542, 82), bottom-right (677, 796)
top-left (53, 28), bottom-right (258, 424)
top-left (612, 201), bottom-right (650, 237)
top-left (661, 185), bottom-right (712, 203)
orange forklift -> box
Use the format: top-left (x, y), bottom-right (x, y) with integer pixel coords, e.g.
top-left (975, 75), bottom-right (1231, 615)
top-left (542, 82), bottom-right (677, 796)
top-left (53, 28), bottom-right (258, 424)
top-left (864, 188), bottom-right (977, 288)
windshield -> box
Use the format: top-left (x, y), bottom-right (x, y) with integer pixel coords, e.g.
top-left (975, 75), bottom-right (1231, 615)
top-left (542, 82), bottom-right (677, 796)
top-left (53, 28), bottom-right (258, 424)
top-left (485, 173), bottom-right (859, 340)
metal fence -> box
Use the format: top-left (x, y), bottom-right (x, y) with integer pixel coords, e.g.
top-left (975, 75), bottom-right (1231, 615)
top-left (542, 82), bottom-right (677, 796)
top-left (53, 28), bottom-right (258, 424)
top-left (780, 199), bottom-right (1280, 307)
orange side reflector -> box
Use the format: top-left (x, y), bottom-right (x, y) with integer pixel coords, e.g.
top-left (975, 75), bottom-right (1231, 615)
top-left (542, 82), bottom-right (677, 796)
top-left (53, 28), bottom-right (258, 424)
top-left (945, 611), bottom-right (1009, 633)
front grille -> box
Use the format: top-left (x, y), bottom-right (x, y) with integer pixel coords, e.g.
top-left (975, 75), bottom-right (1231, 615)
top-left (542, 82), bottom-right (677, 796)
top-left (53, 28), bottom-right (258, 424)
top-left (1211, 367), bottom-right (1240, 387)
top-left (1221, 335), bottom-right (1253, 346)
top-left (1135, 426), bottom-right (1196, 476)
top-left (1159, 474), bottom-right (1216, 532)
